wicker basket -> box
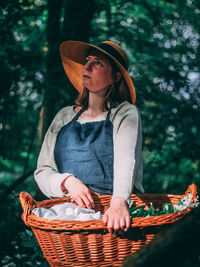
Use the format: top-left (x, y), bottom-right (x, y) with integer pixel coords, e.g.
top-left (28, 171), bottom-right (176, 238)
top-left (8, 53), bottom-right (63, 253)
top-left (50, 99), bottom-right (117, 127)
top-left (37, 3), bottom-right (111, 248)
top-left (20, 184), bottom-right (198, 267)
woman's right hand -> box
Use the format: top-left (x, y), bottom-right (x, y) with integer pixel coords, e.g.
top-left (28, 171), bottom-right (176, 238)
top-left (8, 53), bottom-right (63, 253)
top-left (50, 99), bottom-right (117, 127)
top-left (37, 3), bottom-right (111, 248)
top-left (64, 176), bottom-right (95, 209)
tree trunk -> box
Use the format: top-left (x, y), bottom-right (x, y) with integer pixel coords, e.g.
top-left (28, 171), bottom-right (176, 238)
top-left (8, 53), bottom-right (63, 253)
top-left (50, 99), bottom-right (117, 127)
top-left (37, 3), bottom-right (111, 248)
top-left (62, 0), bottom-right (95, 42)
top-left (39, 0), bottom-right (63, 143)
top-left (39, 0), bottom-right (96, 143)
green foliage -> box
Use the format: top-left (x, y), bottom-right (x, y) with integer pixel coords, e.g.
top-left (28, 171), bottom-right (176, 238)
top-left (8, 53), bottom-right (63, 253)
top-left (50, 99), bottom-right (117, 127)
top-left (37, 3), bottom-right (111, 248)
top-left (129, 203), bottom-right (174, 218)
top-left (128, 193), bottom-right (199, 218)
top-left (0, 0), bottom-right (46, 159)
top-left (118, 193), bottom-right (199, 243)
top-left (0, 191), bottom-right (41, 266)
top-left (20, 230), bottom-right (43, 260)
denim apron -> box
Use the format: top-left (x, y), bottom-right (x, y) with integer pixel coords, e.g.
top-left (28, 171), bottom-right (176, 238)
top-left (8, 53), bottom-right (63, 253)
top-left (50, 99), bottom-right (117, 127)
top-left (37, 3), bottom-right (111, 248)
top-left (54, 105), bottom-right (114, 194)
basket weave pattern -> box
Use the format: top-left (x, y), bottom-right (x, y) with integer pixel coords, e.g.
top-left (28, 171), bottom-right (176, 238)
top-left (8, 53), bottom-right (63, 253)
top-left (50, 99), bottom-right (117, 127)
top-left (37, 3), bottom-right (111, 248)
top-left (20, 184), bottom-right (198, 266)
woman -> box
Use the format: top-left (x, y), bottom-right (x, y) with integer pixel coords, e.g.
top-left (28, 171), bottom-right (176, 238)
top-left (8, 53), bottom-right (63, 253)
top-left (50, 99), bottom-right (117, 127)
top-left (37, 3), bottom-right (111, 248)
top-left (34, 40), bottom-right (144, 233)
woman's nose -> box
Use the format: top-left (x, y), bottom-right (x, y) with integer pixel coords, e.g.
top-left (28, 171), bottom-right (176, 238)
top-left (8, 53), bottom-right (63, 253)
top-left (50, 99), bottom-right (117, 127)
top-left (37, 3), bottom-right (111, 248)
top-left (84, 61), bottom-right (92, 71)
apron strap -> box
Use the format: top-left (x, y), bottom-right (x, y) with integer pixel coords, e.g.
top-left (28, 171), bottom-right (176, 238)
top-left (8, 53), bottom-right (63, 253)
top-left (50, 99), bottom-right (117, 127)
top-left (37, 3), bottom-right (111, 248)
top-left (72, 105), bottom-right (87, 122)
top-left (105, 101), bottom-right (116, 122)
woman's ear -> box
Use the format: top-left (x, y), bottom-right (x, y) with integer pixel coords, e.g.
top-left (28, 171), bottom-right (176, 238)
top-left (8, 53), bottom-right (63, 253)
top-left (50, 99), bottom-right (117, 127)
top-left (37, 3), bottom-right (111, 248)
top-left (115, 72), bottom-right (122, 82)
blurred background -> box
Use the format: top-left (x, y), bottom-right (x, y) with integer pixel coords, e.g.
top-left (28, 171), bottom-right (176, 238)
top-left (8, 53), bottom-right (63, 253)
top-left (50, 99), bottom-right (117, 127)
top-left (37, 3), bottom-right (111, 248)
top-left (0, 0), bottom-right (200, 266)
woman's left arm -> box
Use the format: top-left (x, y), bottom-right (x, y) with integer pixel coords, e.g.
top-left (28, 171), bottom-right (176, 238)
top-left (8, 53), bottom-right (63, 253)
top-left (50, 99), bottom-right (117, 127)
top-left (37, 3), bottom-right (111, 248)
top-left (103, 104), bottom-right (143, 232)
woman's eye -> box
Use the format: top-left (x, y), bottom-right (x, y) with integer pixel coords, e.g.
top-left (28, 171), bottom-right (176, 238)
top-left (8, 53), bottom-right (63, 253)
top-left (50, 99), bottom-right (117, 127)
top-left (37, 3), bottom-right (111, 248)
top-left (85, 58), bottom-right (90, 64)
top-left (96, 61), bottom-right (103, 67)
top-left (84, 58), bottom-right (104, 67)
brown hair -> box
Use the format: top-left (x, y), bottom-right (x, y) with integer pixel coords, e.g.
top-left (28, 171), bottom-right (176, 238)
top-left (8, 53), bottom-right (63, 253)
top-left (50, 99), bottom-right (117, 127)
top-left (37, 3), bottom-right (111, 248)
top-left (75, 50), bottom-right (132, 110)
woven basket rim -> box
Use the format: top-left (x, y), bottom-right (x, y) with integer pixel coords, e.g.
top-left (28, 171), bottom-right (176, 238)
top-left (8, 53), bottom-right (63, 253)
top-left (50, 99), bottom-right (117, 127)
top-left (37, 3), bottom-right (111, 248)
top-left (20, 184), bottom-right (198, 231)
top-left (27, 207), bottom-right (191, 230)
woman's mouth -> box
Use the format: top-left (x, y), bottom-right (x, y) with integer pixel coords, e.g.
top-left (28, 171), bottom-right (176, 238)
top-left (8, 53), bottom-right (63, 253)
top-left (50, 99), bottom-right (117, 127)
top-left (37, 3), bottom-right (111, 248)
top-left (83, 75), bottom-right (91, 79)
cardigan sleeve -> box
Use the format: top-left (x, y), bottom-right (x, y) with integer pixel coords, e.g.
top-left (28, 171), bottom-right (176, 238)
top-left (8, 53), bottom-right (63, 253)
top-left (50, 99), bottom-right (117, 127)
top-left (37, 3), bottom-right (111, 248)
top-left (112, 104), bottom-right (144, 201)
top-left (34, 108), bottom-right (73, 198)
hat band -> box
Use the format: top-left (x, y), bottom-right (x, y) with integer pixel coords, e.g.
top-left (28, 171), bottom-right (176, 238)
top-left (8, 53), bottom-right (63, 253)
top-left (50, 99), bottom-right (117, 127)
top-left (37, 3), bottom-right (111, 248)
top-left (98, 43), bottom-right (128, 70)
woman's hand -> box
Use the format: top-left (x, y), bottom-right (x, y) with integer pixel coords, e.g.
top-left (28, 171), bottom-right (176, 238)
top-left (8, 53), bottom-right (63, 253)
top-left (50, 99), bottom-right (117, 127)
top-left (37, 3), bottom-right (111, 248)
top-left (64, 176), bottom-right (95, 209)
top-left (103, 197), bottom-right (130, 233)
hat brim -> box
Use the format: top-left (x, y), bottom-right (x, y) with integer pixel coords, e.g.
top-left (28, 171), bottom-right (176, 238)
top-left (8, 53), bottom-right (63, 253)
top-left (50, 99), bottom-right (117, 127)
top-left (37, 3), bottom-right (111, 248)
top-left (60, 41), bottom-right (136, 104)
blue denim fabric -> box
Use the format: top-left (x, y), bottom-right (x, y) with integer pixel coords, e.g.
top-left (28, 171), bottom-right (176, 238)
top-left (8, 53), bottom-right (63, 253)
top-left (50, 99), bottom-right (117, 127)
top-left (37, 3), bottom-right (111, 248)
top-left (54, 106), bottom-right (114, 194)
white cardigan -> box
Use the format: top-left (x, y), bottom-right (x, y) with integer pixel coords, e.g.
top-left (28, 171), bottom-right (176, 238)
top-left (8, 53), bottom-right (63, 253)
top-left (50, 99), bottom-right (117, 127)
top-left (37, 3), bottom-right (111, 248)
top-left (34, 101), bottom-right (144, 200)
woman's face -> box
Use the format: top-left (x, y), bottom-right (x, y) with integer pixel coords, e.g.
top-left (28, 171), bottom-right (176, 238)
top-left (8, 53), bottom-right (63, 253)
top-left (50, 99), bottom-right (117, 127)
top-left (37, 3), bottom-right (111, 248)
top-left (82, 50), bottom-right (113, 94)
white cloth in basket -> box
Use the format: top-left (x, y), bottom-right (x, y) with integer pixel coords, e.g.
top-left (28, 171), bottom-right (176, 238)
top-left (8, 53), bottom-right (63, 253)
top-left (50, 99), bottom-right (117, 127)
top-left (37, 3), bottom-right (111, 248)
top-left (32, 202), bottom-right (102, 221)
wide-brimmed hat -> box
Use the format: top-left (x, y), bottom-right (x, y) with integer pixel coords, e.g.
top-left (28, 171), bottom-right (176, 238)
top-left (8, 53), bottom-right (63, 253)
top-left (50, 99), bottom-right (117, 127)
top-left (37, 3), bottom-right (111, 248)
top-left (60, 40), bottom-right (136, 104)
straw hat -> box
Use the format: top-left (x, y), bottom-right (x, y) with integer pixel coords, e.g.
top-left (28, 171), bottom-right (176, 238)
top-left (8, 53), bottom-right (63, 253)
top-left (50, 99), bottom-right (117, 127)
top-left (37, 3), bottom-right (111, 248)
top-left (60, 40), bottom-right (136, 104)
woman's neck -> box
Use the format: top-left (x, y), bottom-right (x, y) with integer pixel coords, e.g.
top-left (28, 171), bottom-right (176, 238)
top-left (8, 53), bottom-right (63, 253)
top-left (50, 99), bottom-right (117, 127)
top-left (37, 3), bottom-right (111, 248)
top-left (83, 92), bottom-right (106, 118)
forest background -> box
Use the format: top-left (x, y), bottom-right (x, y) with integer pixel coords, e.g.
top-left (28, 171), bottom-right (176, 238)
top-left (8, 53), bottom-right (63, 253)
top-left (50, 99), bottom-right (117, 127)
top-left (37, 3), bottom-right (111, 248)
top-left (0, 0), bottom-right (200, 266)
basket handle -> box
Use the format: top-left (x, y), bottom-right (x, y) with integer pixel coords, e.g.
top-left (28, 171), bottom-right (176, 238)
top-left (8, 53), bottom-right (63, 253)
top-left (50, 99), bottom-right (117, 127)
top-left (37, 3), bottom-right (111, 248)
top-left (19, 191), bottom-right (37, 226)
top-left (184, 184), bottom-right (198, 202)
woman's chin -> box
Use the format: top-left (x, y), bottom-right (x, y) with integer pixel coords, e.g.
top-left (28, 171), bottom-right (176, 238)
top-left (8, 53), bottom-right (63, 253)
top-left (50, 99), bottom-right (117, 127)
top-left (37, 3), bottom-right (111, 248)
top-left (82, 82), bottom-right (108, 94)
top-left (82, 80), bottom-right (92, 89)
